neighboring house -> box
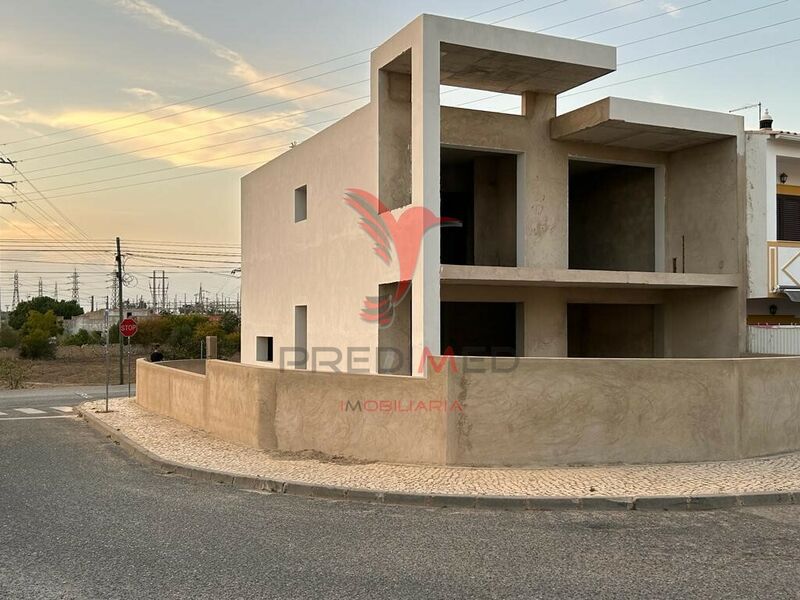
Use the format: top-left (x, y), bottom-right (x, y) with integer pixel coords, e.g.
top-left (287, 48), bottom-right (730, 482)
top-left (62, 308), bottom-right (151, 336)
top-left (241, 14), bottom-right (746, 375)
top-left (745, 112), bottom-right (800, 354)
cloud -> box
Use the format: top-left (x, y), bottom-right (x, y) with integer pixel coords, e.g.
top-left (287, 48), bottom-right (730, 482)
top-left (0, 90), bottom-right (23, 106)
top-left (659, 2), bottom-right (682, 17)
top-left (110, 0), bottom-right (320, 99)
top-left (11, 102), bottom-right (319, 169)
top-left (122, 87), bottom-right (163, 103)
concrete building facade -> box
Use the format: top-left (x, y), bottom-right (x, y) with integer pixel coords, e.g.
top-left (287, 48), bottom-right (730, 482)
top-left (241, 15), bottom-right (747, 376)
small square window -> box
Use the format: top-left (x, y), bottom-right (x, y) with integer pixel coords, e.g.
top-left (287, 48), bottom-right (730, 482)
top-left (294, 185), bottom-right (307, 222)
top-left (256, 336), bottom-right (273, 362)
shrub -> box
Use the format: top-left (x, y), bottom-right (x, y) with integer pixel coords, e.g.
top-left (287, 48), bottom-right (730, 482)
top-left (19, 329), bottom-right (55, 359)
top-left (0, 326), bottom-right (19, 348)
top-left (0, 358), bottom-right (29, 389)
top-left (220, 311), bottom-right (240, 334)
top-left (63, 328), bottom-right (98, 346)
top-left (21, 310), bottom-right (60, 337)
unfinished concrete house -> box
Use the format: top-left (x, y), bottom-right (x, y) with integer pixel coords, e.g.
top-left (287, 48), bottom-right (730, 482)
top-left (241, 14), bottom-right (746, 376)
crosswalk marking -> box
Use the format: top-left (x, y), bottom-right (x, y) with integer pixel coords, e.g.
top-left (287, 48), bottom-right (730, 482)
top-left (14, 408), bottom-right (46, 415)
top-left (51, 406), bottom-right (74, 413)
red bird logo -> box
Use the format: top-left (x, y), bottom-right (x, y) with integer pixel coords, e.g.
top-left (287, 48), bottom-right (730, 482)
top-left (344, 188), bottom-right (461, 327)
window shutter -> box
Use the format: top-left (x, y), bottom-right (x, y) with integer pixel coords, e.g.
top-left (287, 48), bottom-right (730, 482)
top-left (778, 195), bottom-right (800, 242)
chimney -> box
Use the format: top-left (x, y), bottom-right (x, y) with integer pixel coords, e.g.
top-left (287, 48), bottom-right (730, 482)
top-left (760, 108), bottom-right (774, 130)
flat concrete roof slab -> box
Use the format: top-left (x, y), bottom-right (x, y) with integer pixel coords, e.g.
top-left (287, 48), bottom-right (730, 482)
top-left (551, 97), bottom-right (743, 152)
top-left (440, 42), bottom-right (612, 94)
top-left (440, 265), bottom-right (740, 289)
top-left (378, 15), bottom-right (617, 95)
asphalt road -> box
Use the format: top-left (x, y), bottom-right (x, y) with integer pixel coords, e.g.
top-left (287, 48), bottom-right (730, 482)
top-left (1, 402), bottom-right (799, 599)
top-left (0, 384), bottom-right (134, 418)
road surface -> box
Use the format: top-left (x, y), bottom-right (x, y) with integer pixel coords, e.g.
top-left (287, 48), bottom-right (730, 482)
top-left (1, 388), bottom-right (799, 599)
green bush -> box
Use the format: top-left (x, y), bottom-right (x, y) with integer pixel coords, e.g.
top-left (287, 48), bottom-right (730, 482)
top-left (19, 329), bottom-right (55, 359)
top-left (220, 311), bottom-right (240, 334)
top-left (0, 358), bottom-right (29, 389)
top-left (0, 326), bottom-right (19, 348)
top-left (63, 328), bottom-right (100, 346)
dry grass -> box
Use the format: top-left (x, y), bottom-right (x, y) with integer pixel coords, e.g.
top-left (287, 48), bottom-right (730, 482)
top-left (0, 345), bottom-right (149, 387)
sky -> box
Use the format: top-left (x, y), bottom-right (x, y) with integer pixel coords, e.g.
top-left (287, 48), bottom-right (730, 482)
top-left (1, 0), bottom-right (799, 310)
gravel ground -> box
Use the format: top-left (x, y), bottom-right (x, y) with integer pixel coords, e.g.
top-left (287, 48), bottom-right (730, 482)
top-left (84, 398), bottom-right (800, 498)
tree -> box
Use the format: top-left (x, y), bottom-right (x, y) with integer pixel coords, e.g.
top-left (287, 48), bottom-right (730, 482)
top-left (8, 297), bottom-right (83, 330)
top-left (19, 310), bottom-right (58, 359)
top-left (220, 311), bottom-right (240, 334)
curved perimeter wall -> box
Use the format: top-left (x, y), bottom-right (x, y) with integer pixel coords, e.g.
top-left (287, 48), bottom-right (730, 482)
top-left (136, 357), bottom-right (800, 467)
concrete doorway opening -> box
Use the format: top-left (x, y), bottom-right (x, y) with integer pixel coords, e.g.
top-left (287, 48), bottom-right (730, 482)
top-left (441, 301), bottom-right (520, 356)
top-left (378, 281), bottom-right (412, 375)
top-left (440, 147), bottom-right (517, 267)
top-left (567, 303), bottom-right (656, 358)
top-left (569, 160), bottom-right (656, 272)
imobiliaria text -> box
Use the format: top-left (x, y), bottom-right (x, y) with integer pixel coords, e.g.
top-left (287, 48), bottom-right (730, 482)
top-left (340, 398), bottom-right (464, 413)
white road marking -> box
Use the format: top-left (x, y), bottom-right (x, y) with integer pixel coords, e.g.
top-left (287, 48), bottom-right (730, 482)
top-left (0, 411), bottom-right (6, 416)
top-left (14, 408), bottom-right (46, 415)
top-left (51, 406), bottom-right (74, 413)
top-left (0, 415), bottom-right (72, 421)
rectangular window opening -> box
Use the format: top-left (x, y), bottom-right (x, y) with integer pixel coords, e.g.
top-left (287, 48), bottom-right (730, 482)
top-left (568, 160), bottom-right (656, 272)
top-left (256, 336), bottom-right (273, 362)
top-left (294, 185), bottom-right (308, 222)
top-left (294, 305), bottom-right (307, 370)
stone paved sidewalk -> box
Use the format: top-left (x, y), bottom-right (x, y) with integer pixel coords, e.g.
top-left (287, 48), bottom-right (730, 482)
top-left (83, 398), bottom-right (800, 499)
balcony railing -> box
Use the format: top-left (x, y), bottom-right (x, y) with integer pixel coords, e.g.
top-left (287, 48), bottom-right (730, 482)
top-left (768, 241), bottom-right (800, 293)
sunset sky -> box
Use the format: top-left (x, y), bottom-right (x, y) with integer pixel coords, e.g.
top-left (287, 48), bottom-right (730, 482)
top-left (1, 0), bottom-right (799, 309)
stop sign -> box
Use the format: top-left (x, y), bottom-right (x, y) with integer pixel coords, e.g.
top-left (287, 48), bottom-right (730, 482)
top-left (119, 318), bottom-right (138, 338)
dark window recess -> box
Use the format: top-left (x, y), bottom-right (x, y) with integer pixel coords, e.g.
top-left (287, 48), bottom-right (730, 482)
top-left (256, 336), bottom-right (274, 362)
top-left (778, 195), bottom-right (800, 242)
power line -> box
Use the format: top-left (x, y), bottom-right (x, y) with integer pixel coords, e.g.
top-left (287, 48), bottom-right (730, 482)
top-left (11, 61), bottom-right (370, 155)
top-left (618, 16), bottom-right (800, 66)
top-left (21, 95), bottom-right (367, 175)
top-left (16, 78), bottom-right (370, 162)
top-left (574, 0), bottom-right (711, 40)
top-left (3, 0), bottom-right (533, 148)
top-left (617, 0), bottom-right (788, 47)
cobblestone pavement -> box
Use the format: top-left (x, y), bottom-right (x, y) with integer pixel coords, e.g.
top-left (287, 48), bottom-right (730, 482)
top-left (84, 398), bottom-right (800, 498)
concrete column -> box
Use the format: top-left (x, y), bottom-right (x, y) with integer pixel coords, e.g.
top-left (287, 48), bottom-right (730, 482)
top-left (520, 92), bottom-right (568, 269)
top-left (523, 288), bottom-right (566, 357)
top-left (412, 20), bottom-right (442, 374)
top-left (205, 335), bottom-right (218, 360)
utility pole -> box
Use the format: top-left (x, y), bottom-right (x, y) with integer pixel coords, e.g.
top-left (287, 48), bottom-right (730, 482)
top-left (116, 237), bottom-right (124, 385)
top-left (38, 277), bottom-right (43, 297)
top-left (0, 198), bottom-right (16, 328)
top-left (53, 282), bottom-right (58, 300)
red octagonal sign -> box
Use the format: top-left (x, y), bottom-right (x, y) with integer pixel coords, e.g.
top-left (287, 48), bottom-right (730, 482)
top-left (119, 317), bottom-right (138, 338)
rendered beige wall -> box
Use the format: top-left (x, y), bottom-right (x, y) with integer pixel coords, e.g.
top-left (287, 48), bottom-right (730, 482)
top-left (138, 356), bottom-right (800, 467)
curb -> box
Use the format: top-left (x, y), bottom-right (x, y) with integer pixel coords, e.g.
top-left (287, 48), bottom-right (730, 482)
top-left (77, 405), bottom-right (800, 512)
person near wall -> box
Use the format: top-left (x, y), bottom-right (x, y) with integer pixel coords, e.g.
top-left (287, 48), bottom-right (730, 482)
top-left (150, 345), bottom-right (164, 363)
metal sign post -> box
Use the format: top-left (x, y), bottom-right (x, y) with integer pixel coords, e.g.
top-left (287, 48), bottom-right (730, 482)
top-left (104, 309), bottom-right (110, 413)
top-left (127, 336), bottom-right (132, 399)
top-left (119, 317), bottom-right (138, 399)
